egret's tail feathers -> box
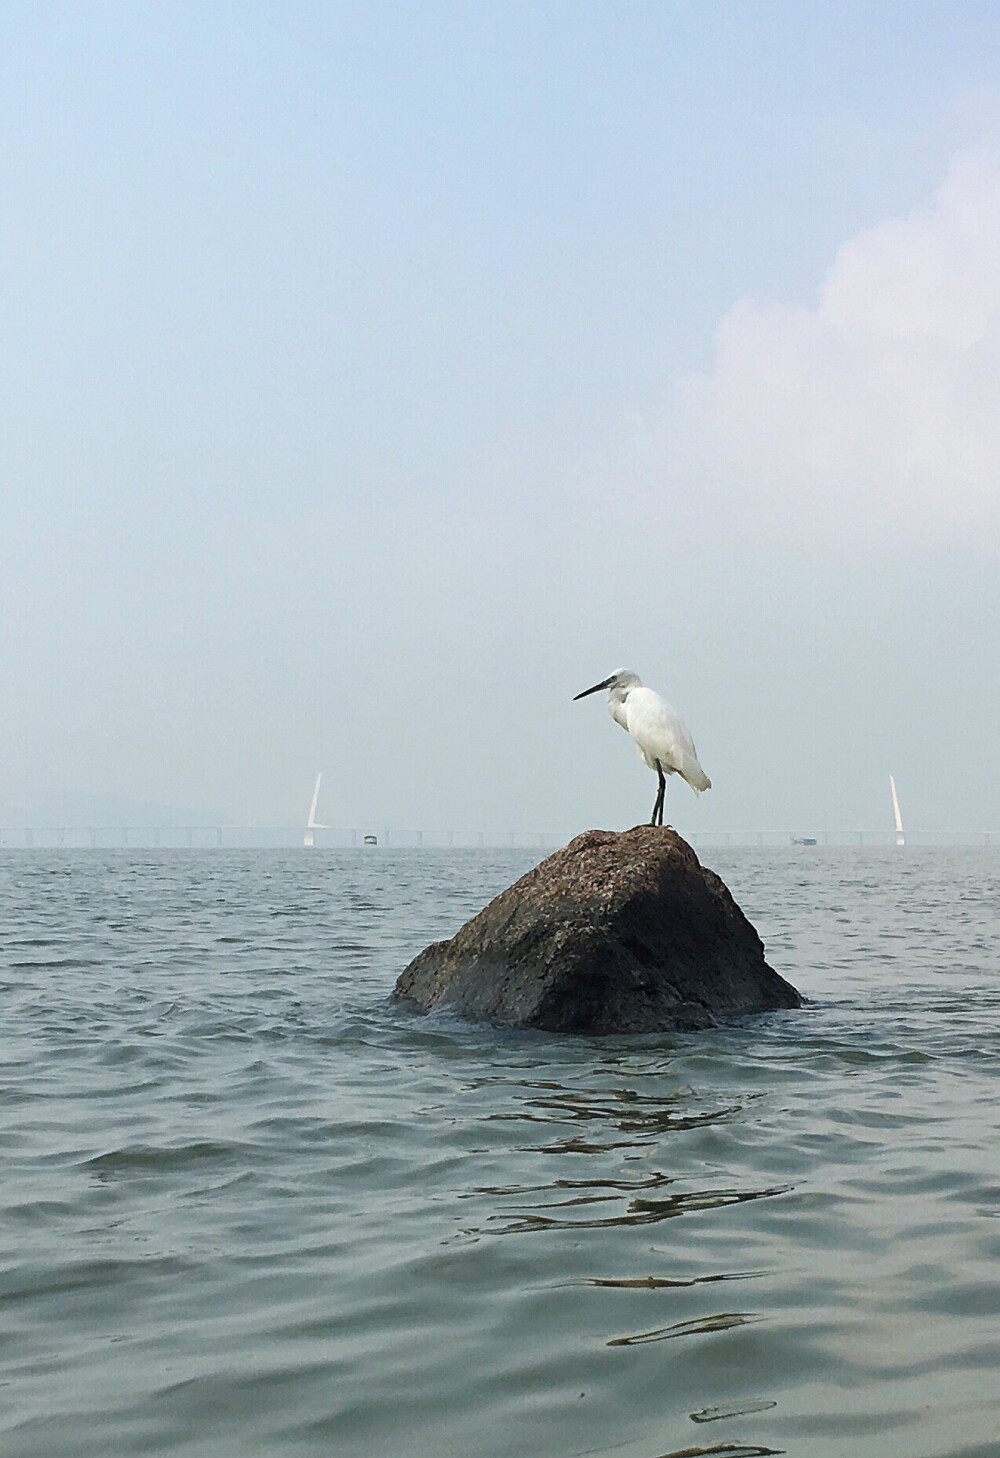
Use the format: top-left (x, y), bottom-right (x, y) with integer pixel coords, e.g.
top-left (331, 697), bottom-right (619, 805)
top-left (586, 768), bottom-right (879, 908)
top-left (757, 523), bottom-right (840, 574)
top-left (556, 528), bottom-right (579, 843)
top-left (683, 763), bottom-right (712, 794)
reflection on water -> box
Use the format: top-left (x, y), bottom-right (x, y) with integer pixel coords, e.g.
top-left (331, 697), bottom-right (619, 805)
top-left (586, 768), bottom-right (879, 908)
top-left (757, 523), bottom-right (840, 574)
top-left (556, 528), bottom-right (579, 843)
top-left (475, 1183), bottom-right (790, 1235)
top-left (1, 847), bottom-right (999, 1458)
top-left (608, 1311), bottom-right (760, 1346)
top-left (575, 1273), bottom-right (763, 1291)
top-left (654, 1445), bottom-right (784, 1458)
top-left (690, 1400), bottom-right (778, 1424)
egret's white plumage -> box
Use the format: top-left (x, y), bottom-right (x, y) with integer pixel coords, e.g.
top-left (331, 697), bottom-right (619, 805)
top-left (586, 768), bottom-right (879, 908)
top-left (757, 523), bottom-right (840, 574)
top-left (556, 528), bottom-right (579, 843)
top-left (574, 669), bottom-right (711, 825)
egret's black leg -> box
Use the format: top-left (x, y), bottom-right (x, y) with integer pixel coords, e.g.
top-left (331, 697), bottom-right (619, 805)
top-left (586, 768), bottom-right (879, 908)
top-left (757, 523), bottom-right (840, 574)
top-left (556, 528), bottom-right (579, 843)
top-left (652, 762), bottom-right (667, 826)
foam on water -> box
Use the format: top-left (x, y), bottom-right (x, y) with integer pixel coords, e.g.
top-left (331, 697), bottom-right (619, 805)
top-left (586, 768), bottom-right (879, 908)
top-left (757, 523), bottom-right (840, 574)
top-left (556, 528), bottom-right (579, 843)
top-left (1, 847), bottom-right (998, 1457)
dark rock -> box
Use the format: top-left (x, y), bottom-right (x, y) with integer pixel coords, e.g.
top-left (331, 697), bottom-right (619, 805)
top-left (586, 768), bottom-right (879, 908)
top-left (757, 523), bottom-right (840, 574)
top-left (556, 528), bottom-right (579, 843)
top-left (393, 826), bottom-right (801, 1034)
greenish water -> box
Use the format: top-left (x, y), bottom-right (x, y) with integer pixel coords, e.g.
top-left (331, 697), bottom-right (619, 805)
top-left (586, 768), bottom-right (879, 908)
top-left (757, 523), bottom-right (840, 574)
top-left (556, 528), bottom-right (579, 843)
top-left (1, 847), bottom-right (998, 1458)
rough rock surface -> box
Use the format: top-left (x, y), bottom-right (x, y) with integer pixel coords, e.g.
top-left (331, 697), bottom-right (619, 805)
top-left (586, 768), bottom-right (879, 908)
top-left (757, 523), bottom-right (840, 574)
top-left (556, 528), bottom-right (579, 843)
top-left (393, 826), bottom-right (801, 1033)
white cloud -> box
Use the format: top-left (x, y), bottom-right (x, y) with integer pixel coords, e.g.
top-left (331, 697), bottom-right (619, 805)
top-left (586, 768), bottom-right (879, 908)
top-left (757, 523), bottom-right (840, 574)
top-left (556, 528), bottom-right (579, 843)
top-left (674, 150), bottom-right (1000, 540)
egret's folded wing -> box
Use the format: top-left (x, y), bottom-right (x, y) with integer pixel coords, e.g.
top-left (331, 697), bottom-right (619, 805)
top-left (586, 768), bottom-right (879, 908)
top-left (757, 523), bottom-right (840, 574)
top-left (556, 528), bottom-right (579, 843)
top-left (626, 688), bottom-right (710, 792)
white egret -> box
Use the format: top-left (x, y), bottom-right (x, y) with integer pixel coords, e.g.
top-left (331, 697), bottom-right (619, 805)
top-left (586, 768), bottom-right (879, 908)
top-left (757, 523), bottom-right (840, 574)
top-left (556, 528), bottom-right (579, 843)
top-left (573, 670), bottom-right (711, 826)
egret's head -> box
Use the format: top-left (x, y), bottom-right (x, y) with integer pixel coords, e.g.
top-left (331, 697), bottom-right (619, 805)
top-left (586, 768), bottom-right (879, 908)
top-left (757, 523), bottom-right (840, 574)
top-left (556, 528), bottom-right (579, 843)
top-left (573, 669), bottom-right (641, 701)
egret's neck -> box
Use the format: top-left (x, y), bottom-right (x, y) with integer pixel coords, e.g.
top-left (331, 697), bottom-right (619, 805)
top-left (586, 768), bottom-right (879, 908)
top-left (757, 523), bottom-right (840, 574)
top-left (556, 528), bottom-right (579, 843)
top-left (607, 682), bottom-right (632, 729)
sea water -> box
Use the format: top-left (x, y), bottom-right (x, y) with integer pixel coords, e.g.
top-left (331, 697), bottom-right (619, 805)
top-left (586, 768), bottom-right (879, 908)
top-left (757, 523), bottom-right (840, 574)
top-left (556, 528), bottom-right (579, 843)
top-left (1, 847), bottom-right (998, 1458)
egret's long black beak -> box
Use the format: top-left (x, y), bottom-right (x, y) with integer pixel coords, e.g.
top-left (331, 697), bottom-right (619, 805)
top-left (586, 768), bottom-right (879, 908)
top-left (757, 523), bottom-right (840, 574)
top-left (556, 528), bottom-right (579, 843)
top-left (573, 677), bottom-right (613, 700)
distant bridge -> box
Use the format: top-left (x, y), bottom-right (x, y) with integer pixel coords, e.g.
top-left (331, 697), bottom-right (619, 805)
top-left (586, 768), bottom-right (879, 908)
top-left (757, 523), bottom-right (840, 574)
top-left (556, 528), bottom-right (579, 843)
top-left (0, 826), bottom-right (561, 850)
top-left (0, 827), bottom-right (996, 850)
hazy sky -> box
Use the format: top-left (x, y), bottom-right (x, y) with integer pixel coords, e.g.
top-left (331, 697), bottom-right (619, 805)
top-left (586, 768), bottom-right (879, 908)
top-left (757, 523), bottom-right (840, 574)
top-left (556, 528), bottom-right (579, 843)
top-left (3, 1), bottom-right (1000, 836)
